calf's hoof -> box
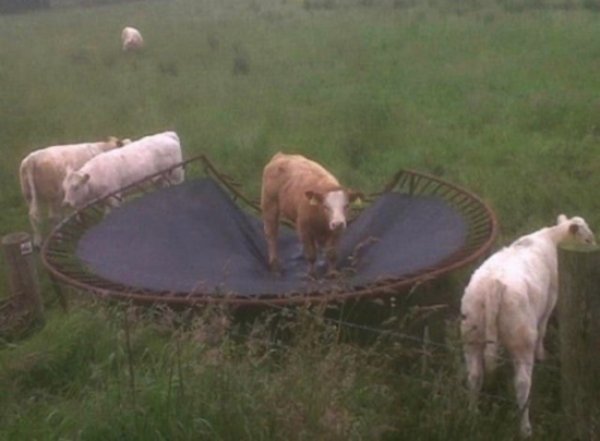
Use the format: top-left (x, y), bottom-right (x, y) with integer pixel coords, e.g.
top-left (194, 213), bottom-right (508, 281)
top-left (325, 269), bottom-right (340, 279)
top-left (268, 260), bottom-right (282, 275)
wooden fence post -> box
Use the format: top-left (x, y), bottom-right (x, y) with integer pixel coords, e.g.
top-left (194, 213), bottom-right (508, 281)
top-left (2, 232), bottom-right (44, 325)
top-left (558, 244), bottom-right (600, 441)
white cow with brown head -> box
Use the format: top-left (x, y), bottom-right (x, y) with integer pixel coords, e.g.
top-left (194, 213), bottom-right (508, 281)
top-left (19, 137), bottom-right (127, 247)
top-left (261, 152), bottom-right (362, 276)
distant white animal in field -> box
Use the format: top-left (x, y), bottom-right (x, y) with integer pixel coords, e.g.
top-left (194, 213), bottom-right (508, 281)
top-left (460, 214), bottom-right (596, 437)
top-left (19, 136), bottom-right (128, 247)
top-left (121, 26), bottom-right (144, 52)
top-left (62, 131), bottom-right (184, 210)
top-left (261, 152), bottom-right (362, 276)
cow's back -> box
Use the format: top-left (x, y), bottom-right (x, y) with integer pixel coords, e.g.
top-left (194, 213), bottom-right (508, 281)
top-left (21, 143), bottom-right (105, 202)
top-left (82, 131), bottom-right (182, 194)
top-left (262, 153), bottom-right (339, 222)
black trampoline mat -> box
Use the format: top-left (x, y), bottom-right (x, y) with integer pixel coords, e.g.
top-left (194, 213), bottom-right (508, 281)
top-left (76, 178), bottom-right (467, 296)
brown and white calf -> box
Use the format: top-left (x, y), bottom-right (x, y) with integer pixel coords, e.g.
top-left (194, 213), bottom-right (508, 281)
top-left (460, 214), bottom-right (596, 437)
top-left (19, 136), bottom-right (127, 247)
top-left (260, 152), bottom-right (362, 276)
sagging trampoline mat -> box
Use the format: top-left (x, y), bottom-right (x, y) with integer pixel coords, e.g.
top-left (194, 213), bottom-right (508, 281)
top-left (76, 178), bottom-right (467, 296)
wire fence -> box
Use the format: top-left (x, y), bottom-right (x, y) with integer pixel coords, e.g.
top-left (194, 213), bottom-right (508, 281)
top-left (242, 297), bottom-right (564, 418)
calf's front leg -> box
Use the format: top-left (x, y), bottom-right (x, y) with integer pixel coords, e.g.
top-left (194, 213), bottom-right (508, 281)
top-left (325, 241), bottom-right (339, 277)
top-left (301, 234), bottom-right (317, 276)
top-left (262, 207), bottom-right (281, 273)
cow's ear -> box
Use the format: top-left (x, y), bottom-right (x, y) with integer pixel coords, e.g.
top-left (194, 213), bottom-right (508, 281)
top-left (348, 190), bottom-right (364, 204)
top-left (557, 214), bottom-right (568, 224)
top-left (569, 223), bottom-right (579, 235)
top-left (81, 173), bottom-right (91, 185)
top-left (305, 190), bottom-right (323, 206)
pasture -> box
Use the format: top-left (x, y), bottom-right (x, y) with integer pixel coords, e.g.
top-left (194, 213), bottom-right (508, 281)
top-left (1, 0), bottom-right (599, 439)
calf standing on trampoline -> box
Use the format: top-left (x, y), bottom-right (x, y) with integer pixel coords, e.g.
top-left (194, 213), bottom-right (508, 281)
top-left (261, 152), bottom-right (362, 277)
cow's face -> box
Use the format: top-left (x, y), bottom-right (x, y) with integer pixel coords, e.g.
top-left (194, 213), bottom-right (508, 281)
top-left (305, 189), bottom-right (363, 231)
top-left (558, 214), bottom-right (596, 245)
top-left (62, 170), bottom-right (91, 209)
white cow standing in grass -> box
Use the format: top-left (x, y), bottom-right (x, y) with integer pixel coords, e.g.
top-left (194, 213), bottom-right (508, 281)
top-left (62, 131), bottom-right (184, 210)
top-left (460, 214), bottom-right (596, 437)
top-left (121, 26), bottom-right (144, 52)
top-left (19, 136), bottom-right (128, 247)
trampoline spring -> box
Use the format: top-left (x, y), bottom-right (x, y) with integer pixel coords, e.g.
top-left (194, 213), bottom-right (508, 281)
top-left (44, 249), bottom-right (73, 258)
top-left (382, 170), bottom-right (405, 193)
top-left (427, 182), bottom-right (446, 196)
top-left (54, 231), bottom-right (82, 242)
top-left (416, 178), bottom-right (437, 195)
top-left (454, 198), bottom-right (477, 211)
top-left (460, 203), bottom-right (485, 215)
top-left (445, 192), bottom-right (469, 206)
top-left (469, 222), bottom-right (492, 234)
top-left (62, 224), bottom-right (89, 236)
top-left (434, 184), bottom-right (455, 197)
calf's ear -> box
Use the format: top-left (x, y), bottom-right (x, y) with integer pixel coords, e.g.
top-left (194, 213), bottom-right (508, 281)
top-left (305, 190), bottom-right (323, 206)
top-left (348, 190), bottom-right (364, 204)
top-left (568, 223), bottom-right (579, 235)
top-left (557, 214), bottom-right (568, 224)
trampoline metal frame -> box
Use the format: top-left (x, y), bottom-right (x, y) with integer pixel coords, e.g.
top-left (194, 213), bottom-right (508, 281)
top-left (41, 155), bottom-right (499, 307)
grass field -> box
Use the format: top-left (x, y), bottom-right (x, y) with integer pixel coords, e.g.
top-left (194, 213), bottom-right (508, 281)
top-left (1, 0), bottom-right (599, 439)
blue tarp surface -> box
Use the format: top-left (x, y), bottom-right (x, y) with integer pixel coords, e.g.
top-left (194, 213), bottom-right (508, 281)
top-left (76, 178), bottom-right (467, 296)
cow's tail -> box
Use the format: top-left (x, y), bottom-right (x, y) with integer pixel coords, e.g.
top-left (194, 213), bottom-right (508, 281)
top-left (19, 157), bottom-right (36, 211)
top-left (483, 279), bottom-right (504, 374)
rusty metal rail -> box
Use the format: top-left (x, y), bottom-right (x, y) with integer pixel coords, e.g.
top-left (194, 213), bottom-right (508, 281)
top-left (41, 155), bottom-right (498, 307)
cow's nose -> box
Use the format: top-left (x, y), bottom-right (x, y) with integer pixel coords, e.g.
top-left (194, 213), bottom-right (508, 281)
top-left (330, 220), bottom-right (346, 231)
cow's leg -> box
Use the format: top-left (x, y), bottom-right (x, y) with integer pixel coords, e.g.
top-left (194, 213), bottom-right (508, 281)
top-left (47, 200), bottom-right (62, 230)
top-left (512, 350), bottom-right (534, 438)
top-left (503, 316), bottom-right (536, 437)
top-left (324, 239), bottom-right (339, 277)
top-left (28, 202), bottom-right (43, 248)
top-left (464, 343), bottom-right (484, 410)
top-left (301, 235), bottom-right (317, 276)
top-left (535, 289), bottom-right (556, 361)
top-left (535, 315), bottom-right (550, 361)
top-left (262, 205), bottom-right (280, 272)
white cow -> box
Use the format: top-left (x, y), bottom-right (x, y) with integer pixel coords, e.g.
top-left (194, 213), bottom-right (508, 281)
top-left (62, 131), bottom-right (184, 210)
top-left (121, 26), bottom-right (144, 52)
top-left (460, 214), bottom-right (595, 437)
top-left (19, 137), bottom-right (127, 247)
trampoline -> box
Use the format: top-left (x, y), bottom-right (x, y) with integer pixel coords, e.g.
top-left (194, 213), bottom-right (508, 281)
top-left (42, 156), bottom-right (498, 307)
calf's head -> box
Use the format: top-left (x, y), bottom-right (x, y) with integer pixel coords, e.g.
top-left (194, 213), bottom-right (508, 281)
top-left (305, 188), bottom-right (363, 231)
top-left (557, 214), bottom-right (596, 245)
top-left (62, 167), bottom-right (92, 209)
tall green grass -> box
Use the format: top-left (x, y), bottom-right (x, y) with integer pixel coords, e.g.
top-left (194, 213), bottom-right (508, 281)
top-left (0, 299), bottom-right (567, 440)
top-left (1, 0), bottom-right (599, 438)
